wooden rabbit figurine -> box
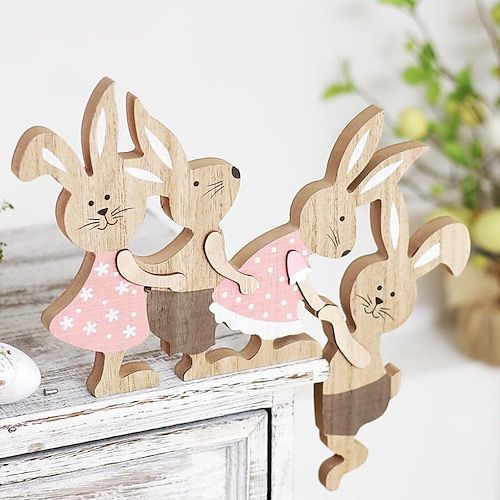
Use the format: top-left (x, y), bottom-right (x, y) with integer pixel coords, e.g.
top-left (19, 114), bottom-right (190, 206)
top-left (314, 190), bottom-right (470, 490)
top-left (116, 95), bottom-right (257, 378)
top-left (11, 77), bottom-right (182, 397)
top-left (191, 106), bottom-right (428, 379)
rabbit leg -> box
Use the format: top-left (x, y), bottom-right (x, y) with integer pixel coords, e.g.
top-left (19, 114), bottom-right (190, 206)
top-left (319, 434), bottom-right (368, 491)
top-left (385, 363), bottom-right (401, 398)
top-left (87, 352), bottom-right (159, 397)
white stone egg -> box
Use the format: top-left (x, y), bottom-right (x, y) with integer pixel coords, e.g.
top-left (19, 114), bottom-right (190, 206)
top-left (0, 342), bottom-right (41, 404)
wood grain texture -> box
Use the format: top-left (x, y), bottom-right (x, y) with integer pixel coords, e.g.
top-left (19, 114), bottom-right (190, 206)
top-left (205, 107), bottom-right (427, 379)
top-left (0, 223), bottom-right (327, 475)
top-left (315, 190), bottom-right (471, 490)
top-left (1, 411), bottom-right (268, 500)
top-left (147, 288), bottom-right (217, 354)
top-left (116, 98), bottom-right (255, 368)
top-left (10, 77), bottom-right (172, 397)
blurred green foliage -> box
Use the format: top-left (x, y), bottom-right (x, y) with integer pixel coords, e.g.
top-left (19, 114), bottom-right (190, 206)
top-left (0, 201), bottom-right (13, 261)
top-left (324, 0), bottom-right (500, 213)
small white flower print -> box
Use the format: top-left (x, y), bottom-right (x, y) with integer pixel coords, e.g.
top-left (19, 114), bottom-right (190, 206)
top-left (248, 304), bottom-right (255, 310)
top-left (122, 324), bottom-right (136, 339)
top-left (221, 292), bottom-right (228, 298)
top-left (254, 257), bottom-right (261, 264)
top-left (286, 313), bottom-right (292, 320)
top-left (265, 293), bottom-right (272, 300)
top-left (289, 238), bottom-right (296, 244)
top-left (59, 316), bottom-right (74, 331)
top-left (95, 262), bottom-right (109, 277)
top-left (281, 300), bottom-right (287, 306)
top-left (115, 281), bottom-right (130, 296)
top-left (105, 308), bottom-right (119, 323)
top-left (235, 297), bottom-right (242, 303)
top-left (82, 321), bottom-right (97, 336)
top-left (263, 312), bottom-right (269, 318)
top-left (106, 333), bottom-right (112, 340)
top-left (278, 276), bottom-right (286, 282)
top-left (271, 246), bottom-right (277, 253)
top-left (267, 267), bottom-right (274, 273)
top-left (79, 287), bottom-right (94, 302)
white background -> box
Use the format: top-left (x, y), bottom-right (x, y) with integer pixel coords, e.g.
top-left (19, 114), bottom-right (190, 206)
top-left (0, 1), bottom-right (498, 498)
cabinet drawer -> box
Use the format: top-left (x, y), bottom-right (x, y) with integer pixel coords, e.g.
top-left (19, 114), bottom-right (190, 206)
top-left (1, 410), bottom-right (268, 499)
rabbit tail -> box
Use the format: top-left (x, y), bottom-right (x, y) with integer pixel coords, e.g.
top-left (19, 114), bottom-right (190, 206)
top-left (318, 434), bottom-right (368, 490)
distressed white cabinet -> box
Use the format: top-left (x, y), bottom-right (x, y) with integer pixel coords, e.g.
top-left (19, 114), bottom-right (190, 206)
top-left (0, 224), bottom-right (328, 499)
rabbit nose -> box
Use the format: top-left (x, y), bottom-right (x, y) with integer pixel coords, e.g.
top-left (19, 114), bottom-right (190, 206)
top-left (231, 166), bottom-right (241, 179)
top-left (342, 249), bottom-right (351, 257)
top-left (97, 208), bottom-right (108, 216)
top-left (375, 297), bottom-right (384, 305)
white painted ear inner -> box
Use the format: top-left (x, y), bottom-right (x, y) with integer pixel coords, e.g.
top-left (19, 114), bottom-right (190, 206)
top-left (42, 148), bottom-right (67, 172)
top-left (347, 130), bottom-right (369, 173)
top-left (389, 202), bottom-right (399, 251)
top-left (414, 243), bottom-right (440, 269)
top-left (124, 167), bottom-right (164, 184)
top-left (360, 160), bottom-right (403, 194)
top-left (96, 109), bottom-right (106, 157)
top-left (145, 127), bottom-right (172, 168)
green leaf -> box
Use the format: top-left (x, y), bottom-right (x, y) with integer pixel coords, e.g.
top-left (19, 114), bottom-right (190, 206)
top-left (402, 66), bottom-right (428, 84)
top-left (491, 3), bottom-right (500, 25)
top-left (461, 175), bottom-right (479, 210)
top-left (470, 140), bottom-right (483, 161)
top-left (425, 80), bottom-right (440, 104)
top-left (443, 141), bottom-right (470, 167)
top-left (323, 82), bottom-right (355, 99)
top-left (379, 0), bottom-right (417, 10)
top-left (431, 183), bottom-right (444, 197)
top-left (418, 43), bottom-right (436, 69)
top-left (455, 67), bottom-right (473, 97)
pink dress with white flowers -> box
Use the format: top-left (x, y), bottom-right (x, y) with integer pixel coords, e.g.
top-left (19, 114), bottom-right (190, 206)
top-left (50, 252), bottom-right (149, 353)
top-left (210, 230), bottom-right (311, 339)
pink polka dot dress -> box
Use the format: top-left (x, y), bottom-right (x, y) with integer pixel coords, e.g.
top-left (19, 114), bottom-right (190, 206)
top-left (210, 230), bottom-right (312, 339)
top-left (50, 252), bottom-right (149, 353)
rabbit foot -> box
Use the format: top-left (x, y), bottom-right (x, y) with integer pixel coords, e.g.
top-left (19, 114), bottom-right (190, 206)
top-left (319, 435), bottom-right (368, 490)
top-left (87, 359), bottom-right (159, 397)
top-left (385, 363), bottom-right (401, 398)
top-left (179, 334), bottom-right (321, 380)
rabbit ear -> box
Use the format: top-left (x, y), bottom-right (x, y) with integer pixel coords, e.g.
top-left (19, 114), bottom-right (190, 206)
top-left (125, 92), bottom-right (188, 193)
top-left (370, 189), bottom-right (409, 258)
top-left (81, 77), bottom-right (119, 173)
top-left (12, 126), bottom-right (83, 192)
top-left (409, 217), bottom-right (470, 280)
top-left (325, 105), bottom-right (384, 185)
top-left (351, 141), bottom-right (428, 206)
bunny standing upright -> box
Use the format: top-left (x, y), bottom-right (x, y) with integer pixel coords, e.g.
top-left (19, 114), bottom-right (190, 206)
top-left (116, 96), bottom-right (258, 379)
top-left (11, 78), bottom-right (182, 397)
top-left (314, 190), bottom-right (470, 490)
top-left (197, 107), bottom-right (428, 379)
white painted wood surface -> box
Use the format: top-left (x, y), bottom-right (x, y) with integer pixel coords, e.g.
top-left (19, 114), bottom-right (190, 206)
top-left (0, 223), bottom-right (329, 498)
top-left (2, 411), bottom-right (268, 499)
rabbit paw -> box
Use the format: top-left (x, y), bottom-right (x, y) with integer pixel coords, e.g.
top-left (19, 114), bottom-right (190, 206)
top-left (168, 273), bottom-right (187, 292)
top-left (238, 275), bottom-right (259, 295)
top-left (385, 363), bottom-right (401, 398)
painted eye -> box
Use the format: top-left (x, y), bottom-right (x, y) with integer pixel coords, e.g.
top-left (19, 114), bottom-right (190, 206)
top-left (390, 291), bottom-right (395, 297)
top-left (193, 181), bottom-right (199, 187)
top-left (104, 194), bottom-right (110, 201)
top-left (377, 285), bottom-right (382, 291)
top-left (88, 200), bottom-right (94, 207)
top-left (339, 216), bottom-right (345, 221)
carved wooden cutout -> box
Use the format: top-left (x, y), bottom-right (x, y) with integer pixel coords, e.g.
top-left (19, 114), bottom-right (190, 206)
top-left (314, 190), bottom-right (470, 490)
top-left (11, 77), bottom-right (168, 397)
top-left (184, 106), bottom-right (428, 380)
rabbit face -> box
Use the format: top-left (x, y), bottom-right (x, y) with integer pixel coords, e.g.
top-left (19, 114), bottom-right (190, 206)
top-left (350, 260), bottom-right (416, 332)
top-left (162, 159), bottom-right (240, 230)
top-left (299, 185), bottom-right (356, 258)
top-left (12, 78), bottom-right (166, 255)
top-left (58, 170), bottom-right (147, 253)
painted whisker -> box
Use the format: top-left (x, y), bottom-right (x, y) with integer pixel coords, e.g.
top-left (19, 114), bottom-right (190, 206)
top-left (211, 185), bottom-right (225, 198)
